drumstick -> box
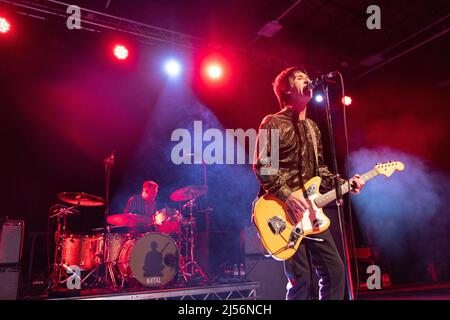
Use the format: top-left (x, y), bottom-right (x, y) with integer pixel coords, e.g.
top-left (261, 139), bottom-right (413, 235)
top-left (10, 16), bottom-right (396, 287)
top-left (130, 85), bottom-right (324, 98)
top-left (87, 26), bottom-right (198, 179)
top-left (160, 241), bottom-right (171, 254)
top-left (161, 240), bottom-right (178, 268)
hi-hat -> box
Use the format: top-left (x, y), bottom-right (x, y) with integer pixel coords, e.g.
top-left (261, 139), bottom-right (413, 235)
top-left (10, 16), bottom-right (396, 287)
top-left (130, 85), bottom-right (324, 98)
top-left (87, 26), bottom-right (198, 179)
top-left (170, 185), bottom-right (207, 202)
top-left (107, 213), bottom-right (153, 228)
top-left (57, 192), bottom-right (105, 207)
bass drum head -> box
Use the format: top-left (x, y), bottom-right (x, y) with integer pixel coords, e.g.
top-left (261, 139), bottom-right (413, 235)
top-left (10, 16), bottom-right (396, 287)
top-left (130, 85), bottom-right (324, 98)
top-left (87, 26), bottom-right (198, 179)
top-left (128, 232), bottom-right (179, 287)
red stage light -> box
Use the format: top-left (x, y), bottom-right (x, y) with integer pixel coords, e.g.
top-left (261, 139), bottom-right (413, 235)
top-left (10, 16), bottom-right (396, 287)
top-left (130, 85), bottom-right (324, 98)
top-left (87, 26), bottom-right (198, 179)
top-left (207, 64), bottom-right (222, 79)
top-left (198, 53), bottom-right (232, 88)
top-left (0, 17), bottom-right (11, 34)
top-left (342, 96), bottom-right (352, 106)
top-left (113, 44), bottom-right (129, 60)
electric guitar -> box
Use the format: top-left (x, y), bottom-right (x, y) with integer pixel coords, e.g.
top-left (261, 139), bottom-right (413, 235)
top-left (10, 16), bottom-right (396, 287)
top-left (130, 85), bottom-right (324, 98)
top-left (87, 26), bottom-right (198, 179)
top-left (252, 161), bottom-right (405, 261)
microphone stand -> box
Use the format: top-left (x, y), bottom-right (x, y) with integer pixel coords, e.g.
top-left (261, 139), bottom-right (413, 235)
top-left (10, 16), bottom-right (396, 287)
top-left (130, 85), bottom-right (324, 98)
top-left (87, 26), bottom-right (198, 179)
top-left (321, 77), bottom-right (354, 300)
top-left (98, 153), bottom-right (114, 288)
top-left (191, 155), bottom-right (211, 232)
top-left (201, 159), bottom-right (211, 234)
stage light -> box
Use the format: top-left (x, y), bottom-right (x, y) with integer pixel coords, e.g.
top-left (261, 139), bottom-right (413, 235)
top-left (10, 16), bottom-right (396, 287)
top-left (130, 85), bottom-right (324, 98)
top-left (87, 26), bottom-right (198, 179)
top-left (199, 54), bottom-right (230, 86)
top-left (0, 17), bottom-right (11, 34)
top-left (342, 96), bottom-right (352, 106)
top-left (113, 44), bottom-right (129, 60)
top-left (315, 94), bottom-right (324, 103)
top-left (207, 64), bottom-right (222, 79)
top-left (164, 59), bottom-right (182, 77)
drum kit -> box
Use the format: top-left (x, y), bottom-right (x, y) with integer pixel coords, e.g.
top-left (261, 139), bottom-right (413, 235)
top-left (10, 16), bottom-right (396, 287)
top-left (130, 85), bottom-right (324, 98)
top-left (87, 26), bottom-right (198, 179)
top-left (49, 185), bottom-right (209, 291)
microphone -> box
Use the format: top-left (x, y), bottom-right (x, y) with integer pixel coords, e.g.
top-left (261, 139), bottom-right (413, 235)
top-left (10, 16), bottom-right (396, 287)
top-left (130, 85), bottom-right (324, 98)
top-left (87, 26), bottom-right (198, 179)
top-left (306, 71), bottom-right (337, 90)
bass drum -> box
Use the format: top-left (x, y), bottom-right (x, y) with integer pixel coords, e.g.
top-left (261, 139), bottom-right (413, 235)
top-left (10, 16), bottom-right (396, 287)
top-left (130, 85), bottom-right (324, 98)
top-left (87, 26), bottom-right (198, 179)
top-left (118, 232), bottom-right (179, 287)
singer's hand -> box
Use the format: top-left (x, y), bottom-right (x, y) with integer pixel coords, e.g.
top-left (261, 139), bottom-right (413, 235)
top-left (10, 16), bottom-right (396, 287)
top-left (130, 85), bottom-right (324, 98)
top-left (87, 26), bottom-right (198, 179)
top-left (286, 193), bottom-right (309, 220)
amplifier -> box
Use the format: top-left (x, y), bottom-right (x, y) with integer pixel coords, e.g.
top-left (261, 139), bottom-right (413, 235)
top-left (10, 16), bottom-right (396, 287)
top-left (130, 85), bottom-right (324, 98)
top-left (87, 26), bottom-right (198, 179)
top-left (0, 265), bottom-right (21, 300)
top-left (245, 255), bottom-right (286, 300)
top-left (244, 224), bottom-right (266, 256)
top-left (0, 219), bottom-right (25, 264)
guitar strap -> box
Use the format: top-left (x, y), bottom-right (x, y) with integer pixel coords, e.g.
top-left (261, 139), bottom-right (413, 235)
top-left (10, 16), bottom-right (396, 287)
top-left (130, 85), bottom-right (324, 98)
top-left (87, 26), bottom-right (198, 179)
top-left (291, 112), bottom-right (303, 179)
top-left (305, 119), bottom-right (320, 175)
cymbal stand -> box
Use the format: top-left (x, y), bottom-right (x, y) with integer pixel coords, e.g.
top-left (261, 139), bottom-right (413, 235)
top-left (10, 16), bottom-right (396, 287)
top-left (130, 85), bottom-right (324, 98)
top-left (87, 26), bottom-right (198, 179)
top-left (180, 198), bottom-right (208, 282)
top-left (48, 204), bottom-right (79, 290)
top-left (79, 226), bottom-right (120, 288)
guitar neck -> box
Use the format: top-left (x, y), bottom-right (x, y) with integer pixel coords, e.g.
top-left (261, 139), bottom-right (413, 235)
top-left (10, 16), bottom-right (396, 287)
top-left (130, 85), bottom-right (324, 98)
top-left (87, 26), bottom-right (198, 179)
top-left (315, 169), bottom-right (378, 208)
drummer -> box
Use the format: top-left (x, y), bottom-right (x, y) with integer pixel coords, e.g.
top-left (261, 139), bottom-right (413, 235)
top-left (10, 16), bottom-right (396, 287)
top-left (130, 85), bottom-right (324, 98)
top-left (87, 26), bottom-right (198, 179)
top-left (124, 180), bottom-right (159, 218)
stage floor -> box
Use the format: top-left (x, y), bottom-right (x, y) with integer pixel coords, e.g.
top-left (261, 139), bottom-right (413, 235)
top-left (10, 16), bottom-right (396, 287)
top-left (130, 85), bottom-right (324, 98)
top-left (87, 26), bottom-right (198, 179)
top-left (41, 281), bottom-right (260, 300)
top-left (23, 280), bottom-right (450, 300)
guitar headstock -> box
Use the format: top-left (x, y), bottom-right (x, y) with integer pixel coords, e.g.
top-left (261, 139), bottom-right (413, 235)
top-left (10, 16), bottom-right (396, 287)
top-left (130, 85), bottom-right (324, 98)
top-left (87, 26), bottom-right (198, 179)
top-left (375, 161), bottom-right (405, 177)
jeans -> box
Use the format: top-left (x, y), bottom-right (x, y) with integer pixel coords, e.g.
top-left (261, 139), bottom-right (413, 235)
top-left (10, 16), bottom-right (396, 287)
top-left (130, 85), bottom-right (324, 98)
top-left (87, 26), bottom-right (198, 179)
top-left (284, 230), bottom-right (345, 300)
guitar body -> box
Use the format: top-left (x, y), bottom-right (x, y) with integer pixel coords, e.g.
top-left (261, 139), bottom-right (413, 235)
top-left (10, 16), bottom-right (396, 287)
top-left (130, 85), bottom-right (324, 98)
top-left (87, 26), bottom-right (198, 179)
top-left (253, 176), bottom-right (330, 261)
top-left (252, 161), bottom-right (404, 261)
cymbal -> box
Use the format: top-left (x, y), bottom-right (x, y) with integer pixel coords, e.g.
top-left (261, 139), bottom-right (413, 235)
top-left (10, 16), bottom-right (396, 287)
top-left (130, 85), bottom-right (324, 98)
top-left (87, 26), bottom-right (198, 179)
top-left (57, 192), bottom-right (105, 207)
top-left (107, 213), bottom-right (153, 228)
top-left (91, 225), bottom-right (122, 232)
top-left (170, 185), bottom-right (207, 202)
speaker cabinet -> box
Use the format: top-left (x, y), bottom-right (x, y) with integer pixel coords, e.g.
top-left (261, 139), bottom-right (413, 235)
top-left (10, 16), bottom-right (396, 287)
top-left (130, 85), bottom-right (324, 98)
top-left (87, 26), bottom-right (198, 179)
top-left (245, 255), bottom-right (287, 300)
top-left (243, 224), bottom-right (286, 299)
top-left (207, 230), bottom-right (244, 275)
top-left (244, 225), bottom-right (267, 256)
top-left (0, 265), bottom-right (21, 300)
top-left (0, 219), bottom-right (25, 264)
top-left (0, 219), bottom-right (25, 300)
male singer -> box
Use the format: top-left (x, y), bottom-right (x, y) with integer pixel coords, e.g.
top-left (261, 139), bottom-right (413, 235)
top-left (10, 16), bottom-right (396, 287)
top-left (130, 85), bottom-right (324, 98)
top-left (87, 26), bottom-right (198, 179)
top-left (253, 67), bottom-right (365, 300)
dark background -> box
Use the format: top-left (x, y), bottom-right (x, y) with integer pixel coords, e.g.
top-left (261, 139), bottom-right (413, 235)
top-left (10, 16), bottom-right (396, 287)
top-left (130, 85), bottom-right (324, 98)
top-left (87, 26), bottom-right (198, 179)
top-left (0, 0), bottom-right (449, 288)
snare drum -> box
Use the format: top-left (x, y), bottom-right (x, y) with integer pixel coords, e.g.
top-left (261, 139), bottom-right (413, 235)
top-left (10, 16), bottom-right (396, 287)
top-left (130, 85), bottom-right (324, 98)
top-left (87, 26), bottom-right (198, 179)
top-left (118, 232), bottom-right (178, 287)
top-left (152, 208), bottom-right (182, 234)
